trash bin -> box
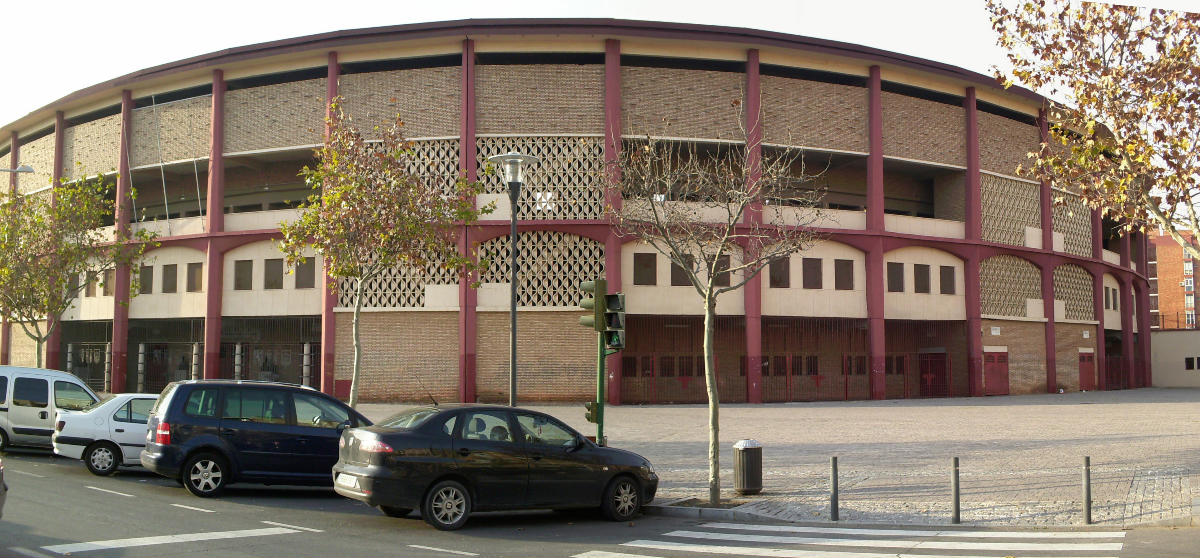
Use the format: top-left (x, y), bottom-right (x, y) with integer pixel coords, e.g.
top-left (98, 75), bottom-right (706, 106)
top-left (733, 439), bottom-right (762, 495)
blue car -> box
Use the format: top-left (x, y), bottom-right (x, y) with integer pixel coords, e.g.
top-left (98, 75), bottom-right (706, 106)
top-left (141, 380), bottom-right (369, 497)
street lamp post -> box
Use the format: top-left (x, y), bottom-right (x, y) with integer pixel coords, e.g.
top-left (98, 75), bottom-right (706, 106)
top-left (0, 165), bottom-right (34, 174)
top-left (487, 152), bottom-right (540, 407)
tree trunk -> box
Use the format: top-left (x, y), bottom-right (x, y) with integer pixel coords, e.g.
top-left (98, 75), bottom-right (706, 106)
top-left (36, 338), bottom-right (43, 368)
top-left (349, 279), bottom-right (364, 408)
top-left (703, 293), bottom-right (720, 505)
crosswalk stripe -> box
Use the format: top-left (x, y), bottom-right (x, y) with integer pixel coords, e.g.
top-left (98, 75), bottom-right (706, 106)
top-left (42, 527), bottom-right (298, 554)
top-left (701, 521), bottom-right (1127, 539)
top-left (665, 530), bottom-right (1125, 552)
top-left (572, 552), bottom-right (660, 558)
top-left (623, 539), bottom-right (1120, 558)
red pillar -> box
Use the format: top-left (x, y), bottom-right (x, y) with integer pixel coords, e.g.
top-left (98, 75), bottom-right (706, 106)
top-left (865, 66), bottom-right (887, 398)
top-left (456, 41), bottom-right (478, 403)
top-left (1091, 210), bottom-right (1103, 259)
top-left (111, 91), bottom-right (134, 391)
top-left (46, 112), bottom-right (66, 370)
top-left (964, 87), bottom-right (982, 242)
top-left (965, 251), bottom-right (983, 397)
top-left (603, 38), bottom-right (623, 405)
top-left (1092, 269), bottom-right (1107, 390)
top-left (1118, 275), bottom-right (1134, 388)
top-left (203, 70), bottom-right (226, 380)
top-left (1136, 280), bottom-right (1152, 386)
top-left (866, 66), bottom-right (884, 231)
top-left (964, 89), bottom-right (983, 396)
top-left (321, 53), bottom-right (339, 395)
top-left (743, 49), bottom-right (763, 403)
top-left (1037, 109), bottom-right (1056, 393)
top-left (866, 239), bottom-right (886, 399)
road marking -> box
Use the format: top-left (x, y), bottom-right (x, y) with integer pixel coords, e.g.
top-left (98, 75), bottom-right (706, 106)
top-left (261, 520), bottom-right (323, 533)
top-left (85, 486), bottom-right (134, 498)
top-left (665, 530), bottom-right (1125, 552)
top-left (573, 552), bottom-right (659, 558)
top-left (42, 527), bottom-right (297, 554)
top-left (8, 470), bottom-right (46, 478)
top-left (8, 547), bottom-right (55, 558)
top-left (407, 544), bottom-right (479, 556)
top-left (702, 521), bottom-right (1128, 539)
top-left (170, 503), bottom-right (215, 513)
top-left (623, 539), bottom-right (1120, 558)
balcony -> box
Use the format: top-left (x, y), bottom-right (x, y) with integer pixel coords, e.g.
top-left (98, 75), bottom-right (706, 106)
top-left (132, 216), bottom-right (206, 237)
top-left (226, 208), bottom-right (303, 232)
top-left (884, 214), bottom-right (964, 239)
top-left (1102, 249), bottom-right (1122, 266)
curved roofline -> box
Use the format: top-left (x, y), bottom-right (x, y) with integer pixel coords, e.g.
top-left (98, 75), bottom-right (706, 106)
top-left (12, 18), bottom-right (1043, 133)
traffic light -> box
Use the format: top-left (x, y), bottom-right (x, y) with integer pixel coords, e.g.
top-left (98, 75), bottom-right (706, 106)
top-left (584, 400), bottom-right (600, 423)
top-left (578, 279), bottom-right (607, 332)
top-left (603, 292), bottom-right (625, 350)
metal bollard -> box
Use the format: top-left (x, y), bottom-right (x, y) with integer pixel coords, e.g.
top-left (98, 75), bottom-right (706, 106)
top-left (830, 456), bottom-right (839, 522)
top-left (1083, 456), bottom-right (1092, 525)
top-left (951, 457), bottom-right (960, 524)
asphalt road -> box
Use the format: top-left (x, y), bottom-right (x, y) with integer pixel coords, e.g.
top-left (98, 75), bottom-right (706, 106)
top-left (1, 448), bottom-right (1196, 558)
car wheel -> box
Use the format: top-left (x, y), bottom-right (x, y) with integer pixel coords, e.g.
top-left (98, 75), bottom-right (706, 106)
top-left (182, 453), bottom-right (229, 498)
top-left (422, 480), bottom-right (471, 530)
top-left (84, 442), bottom-right (121, 476)
top-left (602, 476), bottom-right (641, 522)
top-left (378, 505), bottom-right (412, 518)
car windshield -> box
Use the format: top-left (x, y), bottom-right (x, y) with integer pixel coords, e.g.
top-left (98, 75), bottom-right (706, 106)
top-left (82, 394), bottom-right (117, 411)
top-left (378, 408), bottom-right (441, 430)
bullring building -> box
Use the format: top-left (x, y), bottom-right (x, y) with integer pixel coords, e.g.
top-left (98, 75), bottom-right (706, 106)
top-left (0, 19), bottom-right (1151, 404)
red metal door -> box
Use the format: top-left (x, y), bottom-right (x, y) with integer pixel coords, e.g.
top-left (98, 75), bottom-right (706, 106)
top-left (1079, 353), bottom-right (1095, 391)
top-left (917, 353), bottom-right (949, 397)
top-left (983, 352), bottom-right (1010, 396)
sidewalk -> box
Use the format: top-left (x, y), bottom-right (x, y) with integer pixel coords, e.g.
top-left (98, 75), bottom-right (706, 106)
top-left (357, 387), bottom-right (1200, 527)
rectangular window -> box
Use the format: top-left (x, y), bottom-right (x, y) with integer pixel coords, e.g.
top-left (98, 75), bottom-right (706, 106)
top-left (670, 255), bottom-right (693, 286)
top-left (184, 387), bottom-right (219, 417)
top-left (769, 257), bottom-right (789, 289)
top-left (264, 259), bottom-right (284, 290)
top-left (1150, 278), bottom-right (1158, 294)
top-left (834, 259), bottom-right (853, 291)
top-left (1186, 278), bottom-right (1194, 289)
top-left (1186, 261), bottom-right (1194, 275)
top-left (85, 272), bottom-right (97, 297)
top-left (234, 260), bottom-right (253, 291)
top-left (186, 262), bottom-right (203, 292)
top-left (1187, 294), bottom-right (1195, 309)
top-left (913, 264), bottom-right (931, 294)
top-left (1148, 262), bottom-right (1157, 278)
top-left (102, 269), bottom-right (115, 297)
top-left (1188, 312), bottom-right (1197, 327)
top-left (1151, 296), bottom-right (1159, 311)
top-left (139, 266), bottom-right (153, 295)
top-left (54, 381), bottom-right (95, 411)
top-left (1187, 357), bottom-right (1195, 370)
top-left (1113, 289), bottom-right (1118, 311)
top-left (939, 265), bottom-right (956, 295)
top-left (802, 258), bottom-right (822, 289)
top-left (295, 259), bottom-right (316, 289)
top-left (713, 255), bottom-right (731, 287)
top-left (0, 375), bottom-right (6, 404)
top-left (633, 253), bottom-right (657, 286)
top-left (12, 377), bottom-right (48, 408)
top-left (221, 388), bottom-right (290, 424)
top-left (887, 262), bottom-right (904, 292)
top-left (162, 264), bottom-right (178, 294)
top-left (1104, 286), bottom-right (1110, 309)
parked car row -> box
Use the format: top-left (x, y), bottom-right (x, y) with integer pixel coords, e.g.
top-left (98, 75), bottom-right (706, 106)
top-left (1, 367), bottom-right (658, 531)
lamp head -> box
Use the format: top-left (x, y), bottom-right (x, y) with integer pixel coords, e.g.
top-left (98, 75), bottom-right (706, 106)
top-left (487, 152), bottom-right (540, 184)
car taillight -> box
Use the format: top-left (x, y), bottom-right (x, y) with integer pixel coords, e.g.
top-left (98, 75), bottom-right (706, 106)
top-left (359, 439), bottom-right (394, 454)
top-left (155, 422), bottom-right (171, 445)
top-left (55, 420), bottom-right (65, 432)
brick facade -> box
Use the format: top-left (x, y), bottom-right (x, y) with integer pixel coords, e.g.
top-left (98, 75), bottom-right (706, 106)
top-left (16, 134), bottom-right (54, 194)
top-left (621, 67), bottom-right (743, 140)
top-left (1150, 230), bottom-right (1195, 330)
top-left (131, 96), bottom-right (211, 167)
top-left (61, 114), bottom-right (121, 179)
top-left (339, 67), bottom-right (461, 139)
top-left (225, 79), bottom-right (326, 153)
top-left (476, 64), bottom-right (604, 134)
top-left (981, 318), bottom-right (1046, 395)
top-left (977, 111), bottom-right (1040, 177)
top-left (9, 321), bottom-right (48, 367)
top-left (1054, 322), bottom-right (1098, 391)
top-left (333, 311), bottom-right (459, 402)
top-left (760, 76), bottom-right (867, 152)
top-left (475, 311), bottom-right (596, 403)
top-left (881, 92), bottom-right (965, 167)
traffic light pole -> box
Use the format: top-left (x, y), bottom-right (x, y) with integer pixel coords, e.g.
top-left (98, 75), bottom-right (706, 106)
top-left (595, 331), bottom-right (605, 444)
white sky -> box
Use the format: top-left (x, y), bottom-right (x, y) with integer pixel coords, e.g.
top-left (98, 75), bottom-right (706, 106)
top-left (4, 0), bottom-right (1198, 128)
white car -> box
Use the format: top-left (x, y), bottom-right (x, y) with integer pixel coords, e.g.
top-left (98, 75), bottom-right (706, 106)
top-left (53, 393), bottom-right (157, 476)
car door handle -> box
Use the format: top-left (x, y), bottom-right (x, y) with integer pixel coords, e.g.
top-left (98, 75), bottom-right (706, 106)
top-left (530, 452), bottom-right (544, 461)
top-left (457, 448), bottom-right (470, 456)
top-left (220, 428), bottom-right (237, 436)
top-left (115, 428), bottom-right (125, 433)
top-left (39, 411), bottom-right (48, 419)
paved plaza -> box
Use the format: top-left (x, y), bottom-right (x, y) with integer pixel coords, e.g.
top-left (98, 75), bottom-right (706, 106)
top-left (359, 387), bottom-right (1200, 527)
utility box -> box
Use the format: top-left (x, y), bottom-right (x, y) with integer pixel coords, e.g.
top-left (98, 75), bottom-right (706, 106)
top-left (733, 439), bottom-right (762, 495)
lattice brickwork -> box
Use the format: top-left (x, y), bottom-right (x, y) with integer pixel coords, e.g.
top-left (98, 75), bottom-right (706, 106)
top-left (62, 114), bottom-right (121, 180)
top-left (408, 139), bottom-right (461, 194)
top-left (1053, 192), bottom-right (1092, 257)
top-left (476, 136), bottom-right (605, 220)
top-left (337, 252), bottom-right (458, 309)
top-left (761, 76), bottom-right (867, 152)
top-left (1053, 264), bottom-right (1094, 321)
top-left (479, 232), bottom-right (604, 307)
top-left (980, 255), bottom-right (1041, 317)
top-left (131, 96), bottom-right (211, 167)
top-left (981, 174), bottom-right (1041, 246)
top-left (16, 134), bottom-right (55, 194)
top-left (339, 67), bottom-right (460, 139)
top-left (225, 79), bottom-right (325, 153)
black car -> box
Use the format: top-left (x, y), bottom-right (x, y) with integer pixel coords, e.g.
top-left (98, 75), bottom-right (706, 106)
top-left (141, 380), bottom-right (370, 497)
top-left (332, 404), bottom-right (658, 530)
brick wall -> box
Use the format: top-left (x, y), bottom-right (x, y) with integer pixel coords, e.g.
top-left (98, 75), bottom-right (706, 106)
top-left (333, 311), bottom-right (459, 403)
top-left (225, 79), bottom-right (326, 153)
top-left (131, 96), bottom-right (211, 167)
top-left (981, 318), bottom-right (1046, 395)
top-left (475, 311), bottom-right (597, 403)
top-left (17, 134), bottom-right (55, 194)
top-left (882, 92), bottom-right (965, 166)
top-left (62, 114), bottom-right (121, 179)
top-left (476, 65), bottom-right (603, 134)
top-left (1152, 230), bottom-right (1193, 329)
top-left (933, 172), bottom-right (966, 221)
top-left (1055, 323), bottom-right (1097, 391)
top-left (761, 76), bottom-right (867, 152)
top-left (978, 111), bottom-right (1040, 177)
top-left (621, 67), bottom-right (743, 140)
top-left (339, 67), bottom-right (460, 139)
top-left (9, 321), bottom-right (48, 367)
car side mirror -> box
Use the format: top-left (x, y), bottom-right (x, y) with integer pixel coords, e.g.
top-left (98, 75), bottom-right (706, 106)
top-left (336, 420), bottom-right (352, 433)
top-left (568, 437), bottom-right (584, 452)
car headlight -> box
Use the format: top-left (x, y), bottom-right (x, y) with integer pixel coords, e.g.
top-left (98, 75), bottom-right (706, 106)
top-left (641, 461), bottom-right (655, 475)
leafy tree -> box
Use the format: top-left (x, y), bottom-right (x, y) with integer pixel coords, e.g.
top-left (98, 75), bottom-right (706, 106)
top-left (609, 125), bottom-right (825, 504)
top-left (987, 1), bottom-right (1200, 257)
top-left (280, 101), bottom-right (491, 408)
top-left (0, 175), bottom-right (153, 368)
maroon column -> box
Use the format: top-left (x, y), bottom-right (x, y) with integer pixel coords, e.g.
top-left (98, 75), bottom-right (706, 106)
top-left (457, 42), bottom-right (478, 402)
top-left (743, 49), bottom-right (763, 403)
top-left (1038, 109), bottom-right (1053, 251)
top-left (1041, 264), bottom-right (1057, 392)
top-left (1092, 269), bottom-right (1107, 390)
top-left (965, 88), bottom-right (982, 241)
top-left (965, 251), bottom-right (983, 396)
top-left (866, 239), bottom-right (886, 399)
top-left (112, 91), bottom-right (134, 391)
top-left (1119, 232), bottom-right (1131, 269)
top-left (866, 66), bottom-right (884, 231)
top-left (46, 112), bottom-right (66, 370)
top-left (1091, 210), bottom-right (1103, 259)
top-left (321, 54), bottom-right (339, 395)
top-left (1117, 275), bottom-right (1134, 388)
top-left (603, 38), bottom-right (623, 405)
top-left (1136, 280), bottom-right (1152, 386)
top-left (203, 70), bottom-right (226, 380)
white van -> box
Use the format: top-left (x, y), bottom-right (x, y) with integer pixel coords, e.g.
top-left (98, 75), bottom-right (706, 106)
top-left (0, 367), bottom-right (99, 450)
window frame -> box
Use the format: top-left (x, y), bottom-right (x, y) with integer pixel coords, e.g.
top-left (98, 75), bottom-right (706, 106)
top-left (913, 264), bottom-right (931, 294)
top-left (768, 256), bottom-right (790, 289)
top-left (234, 260), bottom-right (254, 291)
top-left (264, 259), bottom-right (284, 290)
top-left (939, 265), bottom-right (955, 295)
top-left (186, 262), bottom-right (204, 293)
top-left (633, 253), bottom-right (657, 286)
top-left (12, 377), bottom-right (49, 408)
top-left (162, 264), bottom-right (178, 294)
top-left (887, 262), bottom-right (904, 292)
top-left (802, 257), bottom-right (822, 290)
top-left (139, 266), bottom-right (154, 295)
top-left (295, 259), bottom-right (316, 289)
top-left (834, 259), bottom-right (853, 291)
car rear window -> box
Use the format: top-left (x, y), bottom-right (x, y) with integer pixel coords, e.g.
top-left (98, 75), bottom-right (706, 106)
top-left (55, 381), bottom-right (97, 411)
top-left (150, 383), bottom-right (179, 415)
top-left (378, 408), bottom-right (441, 430)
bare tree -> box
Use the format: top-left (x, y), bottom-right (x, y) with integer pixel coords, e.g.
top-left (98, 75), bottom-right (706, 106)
top-left (609, 124), bottom-right (826, 504)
